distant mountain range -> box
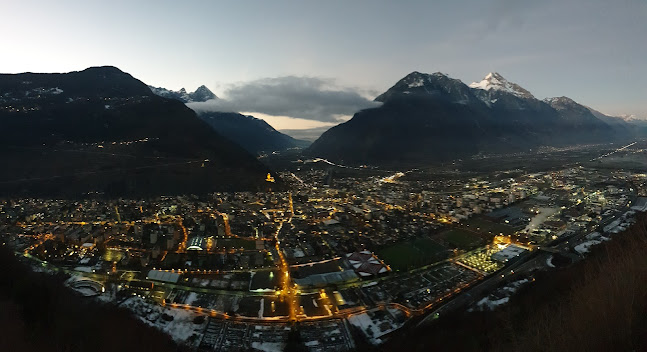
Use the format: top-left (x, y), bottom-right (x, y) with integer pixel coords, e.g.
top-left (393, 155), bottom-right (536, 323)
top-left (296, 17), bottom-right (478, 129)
top-left (198, 112), bottom-right (310, 154)
top-left (307, 71), bottom-right (636, 165)
top-left (148, 85), bottom-right (217, 103)
top-left (0, 66), bottom-right (274, 197)
top-left (148, 85), bottom-right (310, 154)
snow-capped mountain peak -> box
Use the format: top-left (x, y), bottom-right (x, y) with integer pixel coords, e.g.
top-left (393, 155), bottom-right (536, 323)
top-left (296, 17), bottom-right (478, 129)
top-left (469, 72), bottom-right (534, 99)
top-left (148, 85), bottom-right (217, 103)
top-left (190, 85), bottom-right (217, 102)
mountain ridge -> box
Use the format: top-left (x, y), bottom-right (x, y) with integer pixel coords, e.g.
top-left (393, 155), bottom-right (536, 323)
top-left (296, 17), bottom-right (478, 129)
top-left (0, 66), bottom-right (275, 197)
top-left (197, 111), bottom-right (310, 155)
top-left (149, 84), bottom-right (309, 154)
top-left (307, 71), bottom-right (633, 165)
top-left (148, 84), bottom-right (217, 103)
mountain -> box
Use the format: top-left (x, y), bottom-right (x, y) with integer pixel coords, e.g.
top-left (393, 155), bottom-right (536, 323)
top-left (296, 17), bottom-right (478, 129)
top-left (586, 107), bottom-right (635, 128)
top-left (148, 84), bottom-right (217, 103)
top-left (469, 72), bottom-right (534, 100)
top-left (150, 84), bottom-right (309, 154)
top-left (593, 112), bottom-right (647, 136)
top-left (0, 66), bottom-right (275, 197)
top-left (197, 111), bottom-right (310, 154)
top-left (307, 71), bottom-right (629, 166)
top-left (616, 114), bottom-right (647, 123)
top-left (543, 96), bottom-right (615, 140)
top-left (374, 71), bottom-right (480, 104)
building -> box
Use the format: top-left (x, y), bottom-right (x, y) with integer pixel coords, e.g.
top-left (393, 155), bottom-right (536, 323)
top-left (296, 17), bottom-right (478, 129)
top-left (490, 244), bottom-right (527, 263)
top-left (346, 251), bottom-right (390, 277)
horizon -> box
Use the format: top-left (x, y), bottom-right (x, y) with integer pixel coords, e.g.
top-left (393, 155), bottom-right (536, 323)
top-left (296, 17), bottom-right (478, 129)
top-left (2, 0), bottom-right (646, 131)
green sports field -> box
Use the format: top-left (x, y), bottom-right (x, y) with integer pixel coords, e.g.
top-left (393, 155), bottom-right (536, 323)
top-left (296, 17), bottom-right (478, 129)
top-left (377, 237), bottom-right (448, 271)
top-left (441, 228), bottom-right (483, 249)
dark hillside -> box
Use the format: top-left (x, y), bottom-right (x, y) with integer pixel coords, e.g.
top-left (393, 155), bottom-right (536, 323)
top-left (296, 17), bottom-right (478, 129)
top-left (0, 244), bottom-right (188, 352)
top-left (0, 67), bottom-right (276, 197)
top-left (379, 212), bottom-right (647, 351)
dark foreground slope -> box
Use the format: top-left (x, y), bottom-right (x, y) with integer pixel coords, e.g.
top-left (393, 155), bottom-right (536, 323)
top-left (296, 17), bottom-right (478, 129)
top-left (377, 212), bottom-right (647, 352)
top-left (0, 66), bottom-right (274, 197)
top-left (0, 244), bottom-right (188, 352)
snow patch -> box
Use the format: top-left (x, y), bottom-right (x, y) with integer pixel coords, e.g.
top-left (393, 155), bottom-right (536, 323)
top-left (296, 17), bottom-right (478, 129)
top-left (474, 279), bottom-right (529, 311)
top-left (184, 292), bottom-right (199, 306)
top-left (574, 239), bottom-right (602, 254)
top-left (251, 342), bottom-right (284, 352)
top-left (121, 297), bottom-right (204, 345)
top-left (407, 77), bottom-right (425, 88)
top-left (348, 309), bottom-right (404, 345)
top-left (469, 72), bottom-right (534, 99)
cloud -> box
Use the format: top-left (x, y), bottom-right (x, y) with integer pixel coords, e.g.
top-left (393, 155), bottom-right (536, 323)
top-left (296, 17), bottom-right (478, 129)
top-left (187, 76), bottom-right (381, 122)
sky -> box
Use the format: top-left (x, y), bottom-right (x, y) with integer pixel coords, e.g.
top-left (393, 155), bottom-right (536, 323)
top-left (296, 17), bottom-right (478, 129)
top-left (2, 0), bottom-right (646, 132)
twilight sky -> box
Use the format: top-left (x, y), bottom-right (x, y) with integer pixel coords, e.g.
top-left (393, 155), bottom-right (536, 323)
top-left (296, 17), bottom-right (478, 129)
top-left (2, 0), bottom-right (646, 130)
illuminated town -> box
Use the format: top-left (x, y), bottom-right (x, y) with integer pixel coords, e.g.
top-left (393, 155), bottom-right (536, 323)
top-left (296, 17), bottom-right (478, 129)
top-left (3, 153), bottom-right (647, 351)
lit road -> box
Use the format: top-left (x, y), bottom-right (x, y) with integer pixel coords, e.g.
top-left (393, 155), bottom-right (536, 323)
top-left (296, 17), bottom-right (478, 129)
top-left (274, 220), bottom-right (300, 321)
top-left (590, 141), bottom-right (637, 161)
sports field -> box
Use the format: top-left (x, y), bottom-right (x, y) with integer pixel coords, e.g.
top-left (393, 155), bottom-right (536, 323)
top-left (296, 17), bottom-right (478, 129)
top-left (463, 217), bottom-right (517, 236)
top-left (377, 237), bottom-right (448, 271)
top-left (440, 228), bottom-right (483, 249)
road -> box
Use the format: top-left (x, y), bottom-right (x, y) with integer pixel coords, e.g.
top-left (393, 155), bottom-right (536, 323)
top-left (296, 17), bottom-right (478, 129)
top-left (273, 217), bottom-right (300, 321)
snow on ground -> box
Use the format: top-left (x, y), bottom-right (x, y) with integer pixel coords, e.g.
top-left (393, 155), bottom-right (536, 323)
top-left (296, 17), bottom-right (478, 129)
top-left (524, 207), bottom-right (560, 233)
top-left (604, 219), bottom-right (623, 233)
top-left (477, 296), bottom-right (509, 309)
top-left (585, 232), bottom-right (602, 240)
top-left (603, 212), bottom-right (636, 234)
top-left (474, 279), bottom-right (530, 311)
top-left (574, 239), bottom-right (602, 254)
top-left (120, 297), bottom-right (205, 345)
top-left (258, 298), bottom-right (264, 318)
top-left (348, 310), bottom-right (403, 345)
top-left (184, 292), bottom-right (199, 306)
top-left (191, 278), bottom-right (211, 287)
top-left (574, 232), bottom-right (611, 254)
top-left (95, 284), bottom-right (117, 303)
top-left (29, 262), bottom-right (56, 274)
top-left (251, 342), bottom-right (284, 352)
top-left (74, 266), bottom-right (93, 273)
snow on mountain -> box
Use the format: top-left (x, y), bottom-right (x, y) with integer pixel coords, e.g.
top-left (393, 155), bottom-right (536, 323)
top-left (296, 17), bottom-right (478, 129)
top-left (469, 72), bottom-right (535, 99)
top-left (190, 85), bottom-right (217, 102)
top-left (403, 72), bottom-right (449, 88)
top-left (148, 85), bottom-right (217, 103)
top-left (543, 96), bottom-right (581, 110)
top-left (618, 114), bottom-right (647, 122)
top-left (374, 71), bottom-right (476, 104)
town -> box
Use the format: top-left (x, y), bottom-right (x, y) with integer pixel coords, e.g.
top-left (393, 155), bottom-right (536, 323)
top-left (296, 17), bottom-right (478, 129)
top-left (2, 163), bottom-right (647, 351)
